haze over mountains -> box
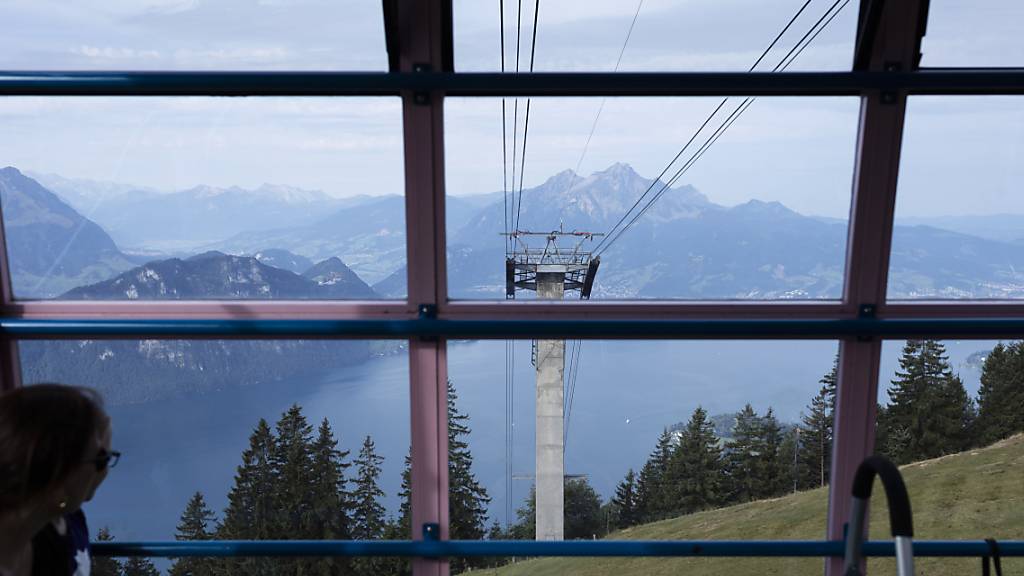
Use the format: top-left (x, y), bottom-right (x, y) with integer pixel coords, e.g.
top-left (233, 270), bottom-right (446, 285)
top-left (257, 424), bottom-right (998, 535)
top-left (7, 163), bottom-right (1024, 303)
top-left (5, 162), bottom-right (1024, 403)
top-left (6, 161), bottom-right (1024, 301)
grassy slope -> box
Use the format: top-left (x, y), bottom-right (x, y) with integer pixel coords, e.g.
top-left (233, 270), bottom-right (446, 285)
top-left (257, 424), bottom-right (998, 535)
top-left (489, 434), bottom-right (1024, 576)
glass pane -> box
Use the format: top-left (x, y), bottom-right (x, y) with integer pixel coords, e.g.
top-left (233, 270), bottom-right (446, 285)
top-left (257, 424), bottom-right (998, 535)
top-left (444, 97), bottom-right (857, 300)
top-left (0, 1), bottom-right (386, 71)
top-left (874, 338), bottom-right (1024, 574)
top-left (454, 0), bottom-right (857, 72)
top-left (889, 97), bottom-right (1024, 300)
top-left (0, 97), bottom-right (405, 300)
top-left (920, 0), bottom-right (1024, 68)
top-left (448, 339), bottom-right (837, 573)
top-left (21, 339), bottom-right (410, 571)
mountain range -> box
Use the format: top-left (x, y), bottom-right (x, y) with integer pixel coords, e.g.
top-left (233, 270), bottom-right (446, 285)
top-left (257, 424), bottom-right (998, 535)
top-left (10, 163), bottom-right (1024, 301)
top-left (6, 163), bottom-right (1024, 402)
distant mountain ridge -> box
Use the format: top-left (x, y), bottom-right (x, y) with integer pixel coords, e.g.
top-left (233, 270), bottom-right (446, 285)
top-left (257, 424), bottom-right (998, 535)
top-left (0, 166), bottom-right (135, 298)
top-left (33, 175), bottom-right (351, 252)
top-left (61, 251), bottom-right (377, 300)
top-left (12, 163), bottom-right (1024, 301)
top-left (26, 250), bottom-right (383, 405)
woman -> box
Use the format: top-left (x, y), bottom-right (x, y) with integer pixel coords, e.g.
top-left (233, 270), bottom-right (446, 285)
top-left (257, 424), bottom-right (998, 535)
top-left (0, 384), bottom-right (117, 576)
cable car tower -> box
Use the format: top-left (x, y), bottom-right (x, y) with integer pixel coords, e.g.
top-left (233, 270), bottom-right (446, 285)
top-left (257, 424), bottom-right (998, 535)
top-left (502, 227), bottom-right (601, 541)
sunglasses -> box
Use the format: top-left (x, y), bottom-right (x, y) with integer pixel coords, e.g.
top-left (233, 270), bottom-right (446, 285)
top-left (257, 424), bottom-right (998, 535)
top-left (87, 448), bottom-right (121, 471)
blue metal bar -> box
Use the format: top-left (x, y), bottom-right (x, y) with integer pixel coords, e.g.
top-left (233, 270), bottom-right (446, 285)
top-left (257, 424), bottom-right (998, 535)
top-left (91, 539), bottom-right (1024, 558)
top-left (1, 70), bottom-right (1024, 97)
top-left (4, 317), bottom-right (1024, 340)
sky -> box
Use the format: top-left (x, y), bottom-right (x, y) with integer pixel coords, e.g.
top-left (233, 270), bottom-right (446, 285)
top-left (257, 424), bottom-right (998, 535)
top-left (0, 0), bottom-right (1021, 218)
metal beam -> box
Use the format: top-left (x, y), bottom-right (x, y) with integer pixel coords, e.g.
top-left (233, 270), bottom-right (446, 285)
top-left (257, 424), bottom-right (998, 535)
top-left (829, 0), bottom-right (930, 574)
top-left (3, 70), bottom-right (1024, 97)
top-left (398, 0), bottom-right (451, 574)
top-left (4, 317), bottom-right (1024, 340)
top-left (0, 186), bottom-right (20, 390)
top-left (90, 538), bottom-right (1024, 558)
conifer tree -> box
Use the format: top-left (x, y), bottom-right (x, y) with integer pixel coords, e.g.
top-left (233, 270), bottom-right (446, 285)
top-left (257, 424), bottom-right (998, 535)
top-left (611, 469), bottom-right (640, 529)
top-left (446, 381), bottom-right (490, 541)
top-left (91, 527), bottom-right (121, 576)
top-left (351, 435), bottom-right (386, 576)
top-left (724, 404), bottom-right (762, 503)
top-left (886, 340), bottom-right (975, 463)
top-left (977, 341), bottom-right (1024, 443)
top-left (671, 407), bottom-right (723, 514)
top-left (307, 418), bottom-right (352, 576)
top-left (169, 492), bottom-right (216, 576)
top-left (777, 427), bottom-right (800, 494)
top-left (446, 380), bottom-right (491, 572)
top-left (271, 405), bottom-right (315, 538)
top-left (758, 408), bottom-right (785, 498)
top-left (396, 450), bottom-right (412, 538)
top-left (636, 428), bottom-right (674, 522)
top-left (121, 557), bottom-right (161, 576)
top-left (219, 418), bottom-right (277, 576)
top-left (797, 360), bottom-right (837, 490)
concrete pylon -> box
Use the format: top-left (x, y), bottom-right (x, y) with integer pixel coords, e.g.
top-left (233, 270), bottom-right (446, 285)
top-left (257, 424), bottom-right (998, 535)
top-left (535, 271), bottom-right (565, 541)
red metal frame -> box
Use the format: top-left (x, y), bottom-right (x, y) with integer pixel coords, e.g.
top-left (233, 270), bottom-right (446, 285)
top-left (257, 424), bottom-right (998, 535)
top-left (0, 0), bottom-right (1014, 574)
top-left (399, 0), bottom-right (450, 574)
top-left (0, 202), bottom-right (19, 391)
top-left (827, 1), bottom-right (929, 574)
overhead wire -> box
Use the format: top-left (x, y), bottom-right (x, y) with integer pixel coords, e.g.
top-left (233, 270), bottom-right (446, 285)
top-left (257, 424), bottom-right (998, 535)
top-left (513, 0), bottom-right (541, 234)
top-left (559, 1), bottom-right (644, 451)
top-left (500, 0), bottom-right (515, 532)
top-left (558, 0), bottom-right (645, 223)
top-left (591, 0), bottom-right (816, 256)
top-left (594, 0), bottom-right (849, 257)
top-left (564, 339), bottom-right (584, 448)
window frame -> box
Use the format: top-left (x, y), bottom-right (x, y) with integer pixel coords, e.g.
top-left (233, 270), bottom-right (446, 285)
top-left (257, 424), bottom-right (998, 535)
top-left (3, 1), bottom-right (1024, 576)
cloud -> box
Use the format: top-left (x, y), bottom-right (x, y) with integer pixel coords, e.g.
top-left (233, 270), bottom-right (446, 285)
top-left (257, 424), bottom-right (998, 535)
top-left (71, 45), bottom-right (162, 60)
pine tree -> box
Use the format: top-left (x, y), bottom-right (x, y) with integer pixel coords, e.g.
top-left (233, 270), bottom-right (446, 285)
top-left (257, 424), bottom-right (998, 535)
top-left (724, 404), bottom-right (762, 504)
top-left (122, 557), bottom-right (161, 576)
top-left (446, 380), bottom-right (491, 572)
top-left (396, 450), bottom-right (412, 538)
top-left (777, 427), bottom-right (800, 494)
top-left (307, 418), bottom-right (352, 576)
top-left (636, 428), bottom-right (674, 522)
top-left (671, 407), bottom-right (723, 514)
top-left (91, 527), bottom-right (121, 576)
top-left (169, 492), bottom-right (216, 576)
top-left (272, 405), bottom-right (315, 536)
top-left (219, 418), bottom-right (277, 576)
top-left (611, 469), bottom-right (639, 529)
top-left (797, 360), bottom-right (837, 490)
top-left (977, 341), bottom-right (1024, 443)
top-left (886, 340), bottom-right (975, 463)
top-left (351, 435), bottom-right (386, 576)
top-left (758, 408), bottom-right (785, 498)
top-left (446, 380), bottom-right (490, 539)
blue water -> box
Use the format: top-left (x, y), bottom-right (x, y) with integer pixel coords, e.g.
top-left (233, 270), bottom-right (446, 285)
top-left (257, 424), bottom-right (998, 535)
top-left (84, 339), bottom-right (989, 542)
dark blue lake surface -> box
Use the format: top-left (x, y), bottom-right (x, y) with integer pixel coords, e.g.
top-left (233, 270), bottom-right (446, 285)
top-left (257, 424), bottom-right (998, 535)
top-left (84, 339), bottom-right (987, 543)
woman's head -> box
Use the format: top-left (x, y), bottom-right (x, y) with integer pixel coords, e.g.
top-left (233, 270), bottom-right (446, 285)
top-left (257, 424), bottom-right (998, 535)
top-left (0, 384), bottom-right (112, 514)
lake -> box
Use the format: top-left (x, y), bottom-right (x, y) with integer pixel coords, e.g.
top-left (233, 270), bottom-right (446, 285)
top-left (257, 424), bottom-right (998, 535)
top-left (84, 338), bottom-right (989, 542)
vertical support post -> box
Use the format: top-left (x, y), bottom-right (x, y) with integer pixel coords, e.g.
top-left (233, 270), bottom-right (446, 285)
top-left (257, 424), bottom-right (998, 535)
top-left (398, 1), bottom-right (450, 575)
top-left (0, 198), bottom-right (21, 391)
top-left (828, 1), bottom-right (928, 574)
top-left (535, 272), bottom-right (565, 541)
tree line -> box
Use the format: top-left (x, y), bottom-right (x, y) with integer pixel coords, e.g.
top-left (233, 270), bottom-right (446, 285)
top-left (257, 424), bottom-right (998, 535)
top-left (91, 339), bottom-right (1024, 573)
top-left (93, 380), bottom-right (491, 576)
top-left (608, 339), bottom-right (1024, 531)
